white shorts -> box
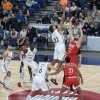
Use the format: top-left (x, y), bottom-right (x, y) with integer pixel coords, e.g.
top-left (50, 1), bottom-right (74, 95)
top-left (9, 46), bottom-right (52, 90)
top-left (24, 61), bottom-right (38, 75)
top-left (1, 60), bottom-right (10, 73)
top-left (54, 44), bottom-right (65, 61)
top-left (32, 76), bottom-right (49, 91)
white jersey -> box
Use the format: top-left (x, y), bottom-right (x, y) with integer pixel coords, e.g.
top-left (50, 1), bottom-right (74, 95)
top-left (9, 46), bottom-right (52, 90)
top-left (4, 51), bottom-right (13, 65)
top-left (23, 48), bottom-right (37, 63)
top-left (32, 62), bottom-right (49, 91)
top-left (52, 30), bottom-right (65, 61)
top-left (23, 48), bottom-right (38, 75)
top-left (20, 51), bottom-right (24, 62)
top-left (36, 62), bottom-right (49, 78)
top-left (1, 51), bottom-right (13, 72)
top-left (52, 30), bottom-right (65, 47)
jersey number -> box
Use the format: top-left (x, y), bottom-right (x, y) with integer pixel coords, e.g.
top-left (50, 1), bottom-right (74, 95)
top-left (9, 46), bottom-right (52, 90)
top-left (39, 68), bottom-right (42, 73)
top-left (39, 64), bottom-right (44, 73)
top-left (53, 37), bottom-right (59, 43)
top-left (69, 68), bottom-right (73, 74)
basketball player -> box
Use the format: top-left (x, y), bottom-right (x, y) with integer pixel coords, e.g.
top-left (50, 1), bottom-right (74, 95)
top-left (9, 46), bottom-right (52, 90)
top-left (18, 38), bottom-right (33, 82)
top-left (47, 60), bottom-right (63, 85)
top-left (2, 46), bottom-right (13, 72)
top-left (49, 58), bottom-right (83, 100)
top-left (19, 50), bottom-right (32, 82)
top-left (67, 17), bottom-right (83, 67)
top-left (66, 37), bottom-right (83, 67)
top-left (26, 57), bottom-right (50, 100)
top-left (19, 38), bottom-right (38, 80)
top-left (32, 58), bottom-right (63, 91)
top-left (52, 25), bottom-right (66, 63)
top-left (1, 46), bottom-right (13, 87)
top-left (31, 61), bottom-right (49, 92)
top-left (26, 59), bottom-right (65, 100)
top-left (51, 25), bottom-right (66, 85)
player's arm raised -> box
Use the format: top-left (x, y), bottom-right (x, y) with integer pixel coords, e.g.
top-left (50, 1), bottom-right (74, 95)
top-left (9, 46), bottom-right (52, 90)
top-left (77, 27), bottom-right (84, 48)
top-left (48, 65), bottom-right (63, 75)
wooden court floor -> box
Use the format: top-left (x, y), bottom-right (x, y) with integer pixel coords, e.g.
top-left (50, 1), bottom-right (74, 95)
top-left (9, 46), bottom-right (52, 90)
top-left (0, 60), bottom-right (100, 100)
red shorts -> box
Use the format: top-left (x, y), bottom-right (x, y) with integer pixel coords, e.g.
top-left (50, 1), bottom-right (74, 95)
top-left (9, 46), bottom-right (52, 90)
top-left (64, 77), bottom-right (80, 86)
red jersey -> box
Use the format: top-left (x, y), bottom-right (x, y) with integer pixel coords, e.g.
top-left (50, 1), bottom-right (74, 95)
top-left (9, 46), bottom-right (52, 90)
top-left (67, 41), bottom-right (79, 65)
top-left (63, 63), bottom-right (80, 86)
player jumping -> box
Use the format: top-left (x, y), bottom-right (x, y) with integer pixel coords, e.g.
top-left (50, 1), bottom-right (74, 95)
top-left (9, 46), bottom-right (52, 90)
top-left (66, 17), bottom-right (84, 67)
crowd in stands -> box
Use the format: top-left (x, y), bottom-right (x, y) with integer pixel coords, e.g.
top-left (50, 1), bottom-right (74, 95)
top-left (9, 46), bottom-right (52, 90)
top-left (0, 0), bottom-right (48, 48)
top-left (0, 0), bottom-right (100, 50)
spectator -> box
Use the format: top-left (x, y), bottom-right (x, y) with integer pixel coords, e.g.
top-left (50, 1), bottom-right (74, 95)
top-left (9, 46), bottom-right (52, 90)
top-left (15, 10), bottom-right (26, 31)
top-left (22, 6), bottom-right (30, 18)
top-left (9, 28), bottom-right (18, 47)
top-left (12, 4), bottom-right (19, 15)
top-left (78, 0), bottom-right (87, 9)
top-left (16, 10), bottom-right (26, 23)
top-left (2, 0), bottom-right (13, 12)
top-left (0, 24), bottom-right (4, 43)
top-left (3, 29), bottom-right (10, 40)
top-left (51, 12), bottom-right (60, 24)
top-left (2, 12), bottom-right (16, 30)
top-left (96, 22), bottom-right (100, 36)
top-left (78, 12), bottom-right (85, 22)
top-left (89, 22), bottom-right (95, 36)
top-left (11, 0), bottom-right (17, 6)
top-left (64, 17), bottom-right (70, 30)
top-left (59, 0), bottom-right (68, 9)
top-left (96, 0), bottom-right (100, 9)
top-left (26, 0), bottom-right (37, 7)
top-left (5, 14), bottom-right (17, 30)
top-left (20, 27), bottom-right (27, 38)
top-left (82, 22), bottom-right (91, 35)
top-left (92, 5), bottom-right (97, 19)
top-left (71, 2), bottom-right (78, 12)
top-left (10, 28), bottom-right (18, 38)
top-left (0, 6), bottom-right (4, 19)
top-left (26, 27), bottom-right (37, 47)
top-left (18, 0), bottom-right (25, 10)
top-left (42, 14), bottom-right (51, 24)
